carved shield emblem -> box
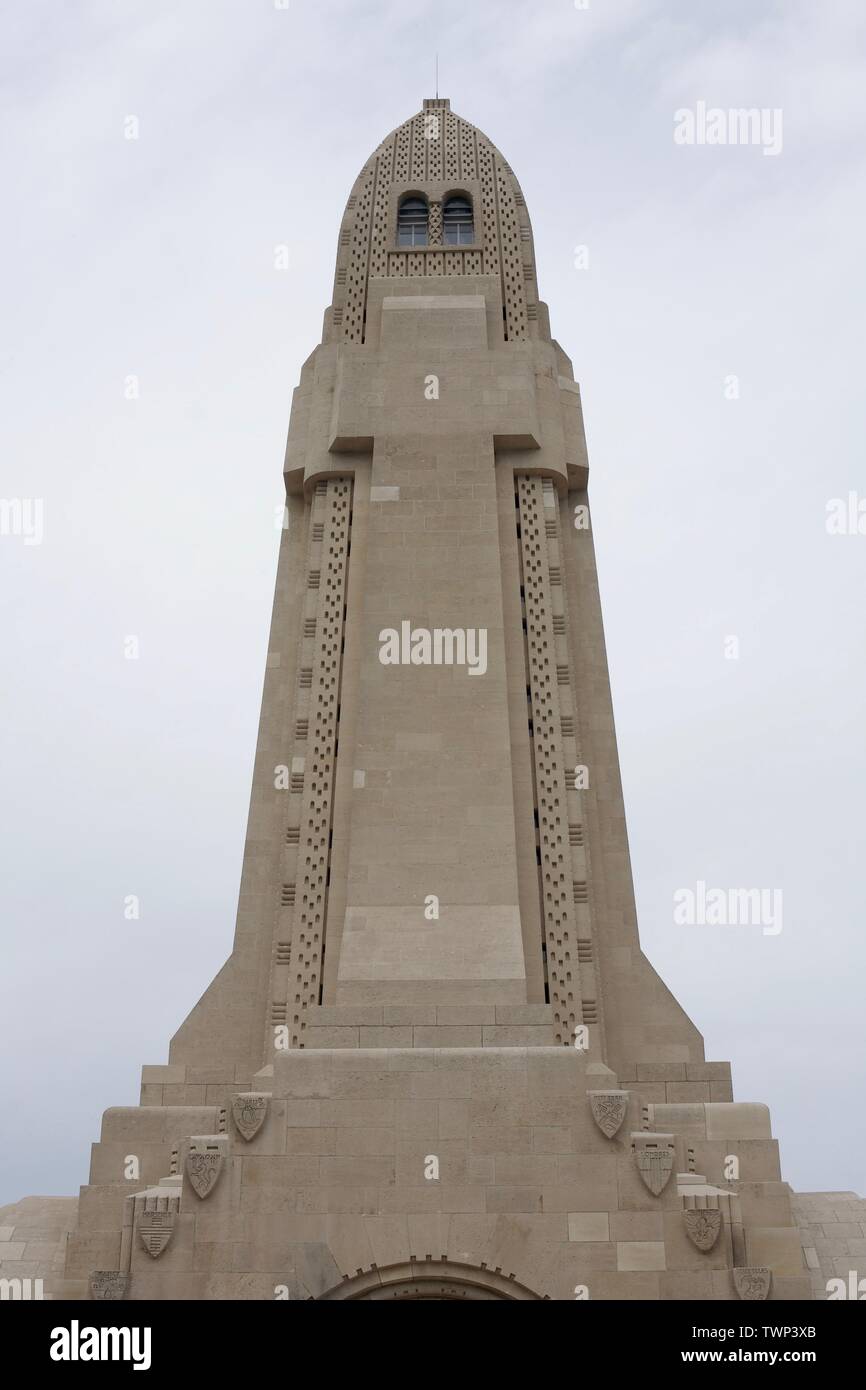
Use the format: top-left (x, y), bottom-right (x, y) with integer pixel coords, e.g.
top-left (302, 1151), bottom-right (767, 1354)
top-left (588, 1090), bottom-right (629, 1139)
top-left (733, 1267), bottom-right (772, 1301)
top-left (186, 1147), bottom-right (223, 1199)
top-left (90, 1271), bottom-right (128, 1301)
top-left (138, 1210), bottom-right (176, 1258)
top-left (635, 1143), bottom-right (674, 1195)
top-left (684, 1208), bottom-right (722, 1252)
top-left (232, 1092), bottom-right (269, 1142)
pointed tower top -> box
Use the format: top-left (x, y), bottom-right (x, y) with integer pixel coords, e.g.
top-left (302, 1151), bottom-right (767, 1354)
top-left (330, 101), bottom-right (538, 346)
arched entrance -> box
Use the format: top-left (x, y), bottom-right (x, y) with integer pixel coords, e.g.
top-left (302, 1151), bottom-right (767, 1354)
top-left (317, 1258), bottom-right (544, 1301)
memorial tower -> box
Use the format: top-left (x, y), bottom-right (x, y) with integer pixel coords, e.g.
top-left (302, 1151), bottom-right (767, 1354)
top-left (6, 101), bottom-right (826, 1303)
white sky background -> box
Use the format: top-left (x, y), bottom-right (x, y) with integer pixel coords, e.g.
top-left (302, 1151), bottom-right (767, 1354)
top-left (1, 0), bottom-right (865, 1203)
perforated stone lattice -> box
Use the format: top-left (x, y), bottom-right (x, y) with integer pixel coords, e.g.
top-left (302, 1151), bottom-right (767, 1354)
top-left (266, 479), bottom-right (352, 1048)
top-left (495, 160), bottom-right (528, 342)
top-left (343, 165), bottom-right (375, 344)
top-left (428, 201), bottom-right (443, 247)
top-left (290, 478), bottom-right (351, 1044)
top-left (517, 476), bottom-right (584, 1045)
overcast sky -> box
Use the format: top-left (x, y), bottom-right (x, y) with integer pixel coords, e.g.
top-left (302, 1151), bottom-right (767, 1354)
top-left (2, 0), bottom-right (865, 1205)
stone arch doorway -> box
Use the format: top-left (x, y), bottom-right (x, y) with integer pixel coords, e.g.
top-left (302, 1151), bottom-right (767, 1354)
top-left (317, 1258), bottom-right (544, 1301)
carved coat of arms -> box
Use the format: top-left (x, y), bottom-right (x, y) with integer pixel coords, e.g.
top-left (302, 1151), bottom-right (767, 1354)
top-left (733, 1267), bottom-right (772, 1301)
top-left (635, 1142), bottom-right (674, 1195)
top-left (90, 1271), bottom-right (128, 1301)
top-left (186, 1147), bottom-right (223, 1199)
top-left (588, 1090), bottom-right (629, 1139)
top-left (138, 1210), bottom-right (176, 1258)
top-left (232, 1092), bottom-right (269, 1142)
top-left (684, 1208), bottom-right (722, 1252)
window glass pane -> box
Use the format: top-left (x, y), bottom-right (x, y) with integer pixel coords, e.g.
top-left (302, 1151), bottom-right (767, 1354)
top-left (398, 197), bottom-right (429, 246)
top-left (443, 197), bottom-right (474, 246)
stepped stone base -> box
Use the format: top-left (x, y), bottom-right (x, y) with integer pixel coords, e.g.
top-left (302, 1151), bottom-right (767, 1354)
top-left (35, 1048), bottom-right (824, 1301)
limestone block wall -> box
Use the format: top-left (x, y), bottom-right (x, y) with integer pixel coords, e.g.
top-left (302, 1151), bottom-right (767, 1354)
top-left (56, 1049), bottom-right (813, 1301)
top-left (0, 1196), bottom-right (78, 1300)
top-left (793, 1191), bottom-right (866, 1299)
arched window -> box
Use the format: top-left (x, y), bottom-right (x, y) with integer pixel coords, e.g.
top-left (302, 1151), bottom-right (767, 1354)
top-left (443, 196), bottom-right (474, 245)
top-left (398, 196), bottom-right (428, 247)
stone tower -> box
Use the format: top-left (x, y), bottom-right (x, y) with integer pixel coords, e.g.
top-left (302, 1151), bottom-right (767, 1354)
top-left (19, 100), bottom-right (825, 1302)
